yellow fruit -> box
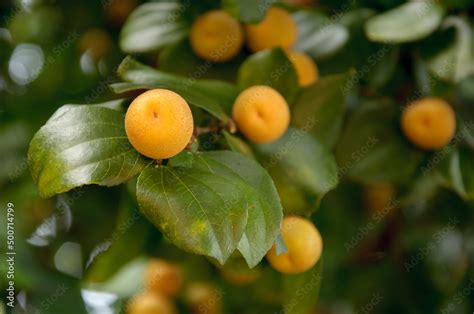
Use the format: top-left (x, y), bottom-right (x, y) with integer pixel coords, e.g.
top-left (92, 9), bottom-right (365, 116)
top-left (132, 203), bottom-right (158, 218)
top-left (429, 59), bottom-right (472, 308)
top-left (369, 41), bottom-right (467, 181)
top-left (232, 85), bottom-right (290, 144)
top-left (125, 89), bottom-right (194, 159)
top-left (127, 292), bottom-right (176, 314)
top-left (267, 216), bottom-right (322, 274)
top-left (79, 29), bottom-right (113, 60)
top-left (105, 0), bottom-right (137, 25)
top-left (143, 259), bottom-right (183, 297)
top-left (185, 282), bottom-right (222, 314)
top-left (401, 98), bottom-right (456, 150)
top-left (363, 183), bottom-right (396, 217)
top-left (190, 10), bottom-right (244, 62)
top-left (287, 51), bottom-right (319, 87)
top-left (245, 7), bottom-right (298, 52)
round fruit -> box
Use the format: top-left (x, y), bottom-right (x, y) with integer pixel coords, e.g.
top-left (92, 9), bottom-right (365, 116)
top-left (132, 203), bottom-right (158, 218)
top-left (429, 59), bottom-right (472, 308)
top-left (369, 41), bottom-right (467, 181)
top-left (364, 183), bottom-right (395, 217)
top-left (185, 282), bottom-right (222, 314)
top-left (143, 259), bottom-right (183, 297)
top-left (287, 51), bottom-right (319, 87)
top-left (125, 89), bottom-right (194, 159)
top-left (401, 98), bottom-right (456, 150)
top-left (232, 85), bottom-right (290, 144)
top-left (190, 10), bottom-right (244, 62)
top-left (79, 29), bottom-right (113, 60)
top-left (127, 292), bottom-right (176, 314)
top-left (245, 7), bottom-right (298, 52)
top-left (266, 216), bottom-right (323, 274)
top-left (105, 0), bottom-right (137, 25)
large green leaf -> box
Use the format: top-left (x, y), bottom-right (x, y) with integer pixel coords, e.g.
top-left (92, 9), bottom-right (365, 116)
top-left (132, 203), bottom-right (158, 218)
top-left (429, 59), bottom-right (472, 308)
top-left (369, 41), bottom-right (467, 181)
top-left (292, 71), bottom-right (353, 149)
top-left (136, 151), bottom-right (282, 266)
top-left (426, 16), bottom-right (474, 82)
top-left (222, 0), bottom-right (273, 23)
top-left (293, 11), bottom-right (349, 60)
top-left (159, 39), bottom-right (245, 83)
top-left (113, 57), bottom-right (238, 122)
top-left (282, 260), bottom-right (323, 314)
top-left (28, 102), bottom-right (149, 198)
top-left (256, 128), bottom-right (338, 215)
top-left (237, 48), bottom-right (300, 103)
top-left (335, 100), bottom-right (424, 184)
top-left (437, 147), bottom-right (474, 200)
top-left (119, 1), bottom-right (190, 53)
top-left (365, 1), bottom-right (444, 43)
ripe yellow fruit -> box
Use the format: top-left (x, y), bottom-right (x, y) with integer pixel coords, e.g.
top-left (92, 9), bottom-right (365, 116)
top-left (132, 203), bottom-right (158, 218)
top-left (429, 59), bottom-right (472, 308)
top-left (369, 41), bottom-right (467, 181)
top-left (364, 183), bottom-right (396, 217)
top-left (185, 282), bottom-right (222, 314)
top-left (127, 292), bottom-right (176, 314)
top-left (125, 89), bottom-right (194, 160)
top-left (401, 98), bottom-right (456, 150)
top-left (245, 7), bottom-right (298, 52)
top-left (79, 29), bottom-right (113, 60)
top-left (267, 216), bottom-right (322, 274)
top-left (190, 10), bottom-right (244, 62)
top-left (232, 85), bottom-right (290, 144)
top-left (143, 259), bottom-right (183, 297)
top-left (287, 51), bottom-right (319, 87)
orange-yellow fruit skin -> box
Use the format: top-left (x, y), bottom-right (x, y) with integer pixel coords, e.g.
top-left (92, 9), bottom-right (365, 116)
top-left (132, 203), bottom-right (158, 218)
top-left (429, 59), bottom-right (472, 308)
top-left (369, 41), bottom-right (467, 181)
top-left (190, 10), bottom-right (244, 62)
top-left (79, 29), bottom-right (113, 60)
top-left (287, 51), bottom-right (319, 87)
top-left (143, 259), bottom-right (183, 297)
top-left (185, 282), bottom-right (222, 314)
top-left (125, 89), bottom-right (194, 160)
top-left (127, 292), bottom-right (176, 314)
top-left (267, 216), bottom-right (322, 274)
top-left (245, 7), bottom-right (298, 52)
top-left (401, 98), bottom-right (456, 150)
top-left (232, 85), bottom-right (290, 144)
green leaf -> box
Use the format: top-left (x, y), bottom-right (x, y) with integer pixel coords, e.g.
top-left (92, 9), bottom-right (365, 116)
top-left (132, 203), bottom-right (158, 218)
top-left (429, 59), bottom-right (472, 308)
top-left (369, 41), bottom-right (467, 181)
top-left (365, 1), bottom-right (444, 43)
top-left (159, 39), bottom-right (245, 82)
top-left (293, 10), bottom-right (349, 60)
top-left (222, 0), bottom-right (273, 23)
top-left (114, 57), bottom-right (238, 122)
top-left (119, 1), bottom-right (190, 53)
top-left (136, 151), bottom-right (282, 266)
top-left (256, 128), bottom-right (338, 215)
top-left (28, 103), bottom-right (149, 198)
top-left (426, 16), bottom-right (474, 82)
top-left (437, 147), bottom-right (474, 200)
top-left (223, 131), bottom-right (255, 159)
top-left (282, 260), bottom-right (323, 314)
top-left (335, 100), bottom-right (424, 184)
top-left (237, 48), bottom-right (300, 104)
top-left (292, 71), bottom-right (354, 149)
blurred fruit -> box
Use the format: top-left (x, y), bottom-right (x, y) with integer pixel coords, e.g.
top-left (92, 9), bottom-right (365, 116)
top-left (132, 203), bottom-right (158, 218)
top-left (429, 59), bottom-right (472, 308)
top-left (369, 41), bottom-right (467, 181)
top-left (143, 259), bottom-right (183, 297)
top-left (104, 0), bottom-right (138, 25)
top-left (232, 85), bottom-right (290, 143)
top-left (185, 282), bottom-right (222, 314)
top-left (363, 182), bottom-right (396, 217)
top-left (287, 51), bottom-right (319, 87)
top-left (220, 265), bottom-right (260, 285)
top-left (245, 7), bottom-right (298, 52)
top-left (267, 216), bottom-right (322, 274)
top-left (125, 89), bottom-right (194, 159)
top-left (401, 98), bottom-right (456, 150)
top-left (190, 10), bottom-right (244, 62)
top-left (127, 291), bottom-right (177, 314)
top-left (78, 28), bottom-right (113, 60)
